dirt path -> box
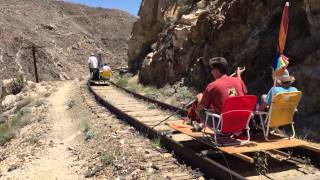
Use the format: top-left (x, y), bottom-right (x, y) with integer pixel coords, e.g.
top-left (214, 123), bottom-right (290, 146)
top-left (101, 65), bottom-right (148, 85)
top-left (1, 80), bottom-right (194, 179)
top-left (3, 81), bottom-right (82, 179)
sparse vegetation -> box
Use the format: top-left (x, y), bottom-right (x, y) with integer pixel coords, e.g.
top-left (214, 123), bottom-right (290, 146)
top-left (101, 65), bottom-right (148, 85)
top-left (0, 124), bottom-right (15, 146)
top-left (15, 97), bottom-right (32, 113)
top-left (175, 86), bottom-right (194, 103)
top-left (9, 74), bottom-right (26, 95)
top-left (83, 123), bottom-right (95, 140)
top-left (11, 107), bottom-right (31, 127)
top-left (147, 103), bottom-right (157, 109)
top-left (254, 152), bottom-right (269, 175)
top-left (100, 149), bottom-right (114, 166)
top-left (25, 133), bottom-right (40, 145)
top-left (67, 99), bottom-right (75, 109)
top-left (0, 107), bottom-right (32, 146)
top-left (151, 137), bottom-right (162, 149)
top-left (160, 85), bottom-right (175, 96)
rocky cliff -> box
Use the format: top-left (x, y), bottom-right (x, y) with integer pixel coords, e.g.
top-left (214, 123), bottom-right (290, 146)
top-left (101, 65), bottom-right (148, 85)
top-left (0, 0), bottom-right (136, 82)
top-left (128, 0), bottom-right (320, 139)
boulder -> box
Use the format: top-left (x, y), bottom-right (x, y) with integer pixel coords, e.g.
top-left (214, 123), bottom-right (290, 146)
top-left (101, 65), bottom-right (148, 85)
top-left (1, 94), bottom-right (18, 110)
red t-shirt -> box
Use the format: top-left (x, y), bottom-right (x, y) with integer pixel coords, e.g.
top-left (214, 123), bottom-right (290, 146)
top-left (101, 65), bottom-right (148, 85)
top-left (201, 75), bottom-right (247, 114)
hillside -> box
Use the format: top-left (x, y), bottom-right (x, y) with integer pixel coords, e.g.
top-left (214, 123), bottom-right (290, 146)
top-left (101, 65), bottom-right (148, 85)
top-left (0, 0), bottom-right (136, 82)
top-left (128, 0), bottom-right (320, 140)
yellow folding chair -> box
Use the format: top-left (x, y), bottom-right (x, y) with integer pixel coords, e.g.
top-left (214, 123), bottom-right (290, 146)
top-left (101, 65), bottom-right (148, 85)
top-left (257, 91), bottom-right (302, 141)
top-left (100, 69), bottom-right (112, 81)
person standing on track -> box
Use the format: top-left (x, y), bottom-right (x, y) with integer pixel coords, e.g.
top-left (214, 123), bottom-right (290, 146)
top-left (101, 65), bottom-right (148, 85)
top-left (88, 53), bottom-right (99, 80)
top-left (97, 50), bottom-right (105, 69)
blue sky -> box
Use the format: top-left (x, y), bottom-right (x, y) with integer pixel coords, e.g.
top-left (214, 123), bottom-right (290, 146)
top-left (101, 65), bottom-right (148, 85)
top-left (69, 0), bottom-right (142, 16)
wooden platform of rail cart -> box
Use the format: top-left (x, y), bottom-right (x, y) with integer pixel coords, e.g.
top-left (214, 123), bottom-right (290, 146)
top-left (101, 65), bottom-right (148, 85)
top-left (169, 123), bottom-right (319, 163)
top-left (89, 80), bottom-right (110, 86)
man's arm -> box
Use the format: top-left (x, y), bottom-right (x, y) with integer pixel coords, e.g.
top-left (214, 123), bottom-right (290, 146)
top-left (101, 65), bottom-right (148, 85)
top-left (195, 93), bottom-right (204, 117)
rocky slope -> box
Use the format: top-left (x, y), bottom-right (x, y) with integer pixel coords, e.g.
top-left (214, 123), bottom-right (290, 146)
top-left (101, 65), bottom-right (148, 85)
top-left (128, 0), bottom-right (320, 139)
top-left (0, 0), bottom-right (136, 83)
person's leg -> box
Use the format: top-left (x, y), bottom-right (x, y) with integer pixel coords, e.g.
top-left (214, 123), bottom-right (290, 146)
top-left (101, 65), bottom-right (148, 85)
top-left (92, 68), bottom-right (100, 80)
top-left (89, 68), bottom-right (93, 80)
top-left (258, 94), bottom-right (267, 111)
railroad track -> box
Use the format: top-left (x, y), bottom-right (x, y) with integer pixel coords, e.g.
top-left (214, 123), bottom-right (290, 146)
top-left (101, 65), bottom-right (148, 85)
top-left (88, 81), bottom-right (320, 179)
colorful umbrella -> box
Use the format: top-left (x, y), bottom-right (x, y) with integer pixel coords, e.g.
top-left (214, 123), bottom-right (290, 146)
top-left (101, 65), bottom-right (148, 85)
top-left (273, 2), bottom-right (290, 76)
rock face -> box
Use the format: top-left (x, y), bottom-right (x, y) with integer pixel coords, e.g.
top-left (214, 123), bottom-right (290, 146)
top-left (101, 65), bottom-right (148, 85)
top-left (0, 0), bottom-right (136, 82)
top-left (128, 0), bottom-right (320, 140)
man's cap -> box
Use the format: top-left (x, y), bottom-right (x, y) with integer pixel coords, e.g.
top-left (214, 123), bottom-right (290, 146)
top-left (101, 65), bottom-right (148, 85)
top-left (90, 53), bottom-right (94, 56)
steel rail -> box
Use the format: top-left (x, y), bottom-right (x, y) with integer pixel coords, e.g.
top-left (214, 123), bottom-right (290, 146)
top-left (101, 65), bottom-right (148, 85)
top-left (87, 82), bottom-right (245, 179)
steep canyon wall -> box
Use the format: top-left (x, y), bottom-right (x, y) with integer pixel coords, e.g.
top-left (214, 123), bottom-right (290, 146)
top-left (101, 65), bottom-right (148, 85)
top-left (128, 0), bottom-right (320, 139)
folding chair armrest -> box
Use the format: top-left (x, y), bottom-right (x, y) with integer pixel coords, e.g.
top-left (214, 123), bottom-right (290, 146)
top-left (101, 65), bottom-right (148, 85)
top-left (205, 111), bottom-right (221, 119)
top-left (255, 111), bottom-right (268, 115)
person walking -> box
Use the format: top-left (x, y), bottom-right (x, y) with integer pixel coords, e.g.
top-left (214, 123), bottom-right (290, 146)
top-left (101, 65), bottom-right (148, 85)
top-left (88, 53), bottom-right (99, 80)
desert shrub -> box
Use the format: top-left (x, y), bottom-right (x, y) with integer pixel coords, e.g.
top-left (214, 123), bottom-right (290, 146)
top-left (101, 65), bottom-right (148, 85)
top-left (147, 103), bottom-right (157, 109)
top-left (11, 107), bottom-right (31, 127)
top-left (145, 93), bottom-right (159, 100)
top-left (160, 85), bottom-right (175, 96)
top-left (9, 75), bottom-right (25, 95)
top-left (83, 123), bottom-right (95, 140)
top-left (176, 86), bottom-right (193, 102)
top-left (67, 99), bottom-right (75, 109)
top-left (0, 124), bottom-right (15, 146)
top-left (115, 78), bottom-right (128, 87)
top-left (100, 150), bottom-right (114, 166)
top-left (151, 137), bottom-right (161, 149)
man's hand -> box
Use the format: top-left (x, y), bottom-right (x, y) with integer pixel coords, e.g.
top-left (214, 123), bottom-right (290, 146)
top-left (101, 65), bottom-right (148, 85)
top-left (236, 67), bottom-right (246, 78)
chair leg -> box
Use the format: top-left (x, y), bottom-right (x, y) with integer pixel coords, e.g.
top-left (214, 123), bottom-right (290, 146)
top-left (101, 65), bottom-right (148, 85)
top-left (290, 123), bottom-right (295, 139)
top-left (203, 113), bottom-right (219, 145)
top-left (259, 114), bottom-right (268, 140)
top-left (242, 128), bottom-right (251, 144)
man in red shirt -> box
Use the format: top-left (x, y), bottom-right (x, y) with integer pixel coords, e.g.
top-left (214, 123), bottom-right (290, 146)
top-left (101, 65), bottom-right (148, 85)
top-left (187, 57), bottom-right (247, 127)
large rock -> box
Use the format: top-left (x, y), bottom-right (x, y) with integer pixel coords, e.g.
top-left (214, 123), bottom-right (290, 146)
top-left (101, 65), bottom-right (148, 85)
top-left (128, 0), bottom-right (320, 139)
